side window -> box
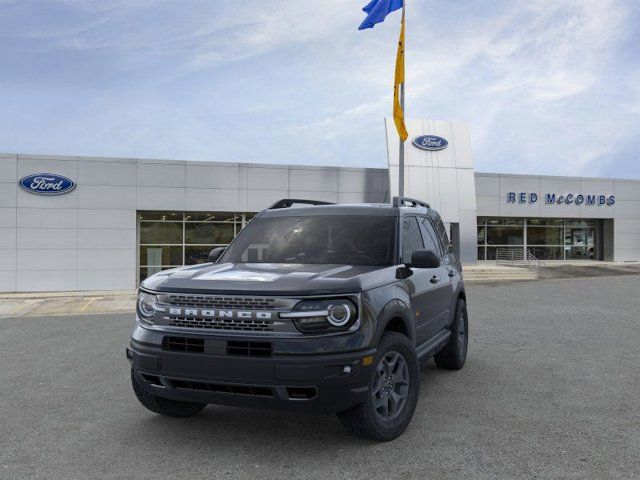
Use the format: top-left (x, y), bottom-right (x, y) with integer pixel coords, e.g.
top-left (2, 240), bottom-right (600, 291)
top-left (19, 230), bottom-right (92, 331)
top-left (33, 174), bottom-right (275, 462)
top-left (419, 217), bottom-right (443, 257)
top-left (434, 216), bottom-right (450, 252)
top-left (401, 217), bottom-right (425, 263)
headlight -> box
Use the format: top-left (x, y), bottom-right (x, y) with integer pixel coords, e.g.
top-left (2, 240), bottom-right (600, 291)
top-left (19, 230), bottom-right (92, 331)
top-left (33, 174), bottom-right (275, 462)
top-left (327, 303), bottom-right (352, 326)
top-left (281, 299), bottom-right (358, 333)
top-left (137, 290), bottom-right (158, 324)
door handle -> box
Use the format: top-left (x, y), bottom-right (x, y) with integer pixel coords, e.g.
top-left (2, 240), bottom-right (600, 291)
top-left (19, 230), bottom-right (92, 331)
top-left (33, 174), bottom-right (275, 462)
top-left (430, 275), bottom-right (440, 284)
top-left (448, 269), bottom-right (455, 278)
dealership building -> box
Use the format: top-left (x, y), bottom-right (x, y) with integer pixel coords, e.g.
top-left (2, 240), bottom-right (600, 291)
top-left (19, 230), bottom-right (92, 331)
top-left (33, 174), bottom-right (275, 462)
top-left (1, 118), bottom-right (639, 292)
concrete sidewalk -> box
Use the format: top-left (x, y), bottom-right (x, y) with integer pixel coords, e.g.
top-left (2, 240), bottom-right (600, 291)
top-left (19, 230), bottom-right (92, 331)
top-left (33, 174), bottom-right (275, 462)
top-left (469, 261), bottom-right (640, 282)
top-left (463, 264), bottom-right (538, 283)
top-left (538, 261), bottom-right (640, 279)
top-left (0, 291), bottom-right (136, 318)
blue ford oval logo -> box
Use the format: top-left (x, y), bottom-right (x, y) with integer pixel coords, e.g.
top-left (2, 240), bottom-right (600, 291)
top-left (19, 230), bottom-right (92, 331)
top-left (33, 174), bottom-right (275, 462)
top-left (412, 135), bottom-right (448, 151)
top-left (18, 173), bottom-right (76, 196)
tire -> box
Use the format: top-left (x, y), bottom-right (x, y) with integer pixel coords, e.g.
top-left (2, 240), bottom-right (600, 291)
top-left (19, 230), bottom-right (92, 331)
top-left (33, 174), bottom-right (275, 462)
top-left (434, 298), bottom-right (468, 370)
top-left (338, 332), bottom-right (420, 442)
top-left (131, 369), bottom-right (206, 418)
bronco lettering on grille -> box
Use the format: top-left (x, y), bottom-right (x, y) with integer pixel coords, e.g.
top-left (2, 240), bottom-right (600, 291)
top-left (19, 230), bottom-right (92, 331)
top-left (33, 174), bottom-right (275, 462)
top-left (166, 308), bottom-right (273, 320)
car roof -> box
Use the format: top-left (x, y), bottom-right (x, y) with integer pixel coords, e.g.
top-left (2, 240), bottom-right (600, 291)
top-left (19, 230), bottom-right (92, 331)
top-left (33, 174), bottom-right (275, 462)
top-left (261, 203), bottom-right (398, 217)
top-left (258, 201), bottom-right (437, 218)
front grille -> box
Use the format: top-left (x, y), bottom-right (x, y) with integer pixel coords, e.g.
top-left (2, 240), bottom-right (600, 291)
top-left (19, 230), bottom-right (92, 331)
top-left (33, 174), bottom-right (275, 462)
top-left (170, 379), bottom-right (274, 397)
top-left (165, 294), bottom-right (276, 310)
top-left (227, 341), bottom-right (272, 357)
top-left (163, 336), bottom-right (205, 353)
top-left (168, 317), bottom-right (274, 331)
top-left (159, 294), bottom-right (279, 332)
top-left (152, 294), bottom-right (301, 334)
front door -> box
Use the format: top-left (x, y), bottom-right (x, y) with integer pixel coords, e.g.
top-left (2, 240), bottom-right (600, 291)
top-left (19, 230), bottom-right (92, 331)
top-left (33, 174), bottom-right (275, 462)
top-left (400, 216), bottom-right (443, 346)
top-left (419, 217), bottom-right (454, 334)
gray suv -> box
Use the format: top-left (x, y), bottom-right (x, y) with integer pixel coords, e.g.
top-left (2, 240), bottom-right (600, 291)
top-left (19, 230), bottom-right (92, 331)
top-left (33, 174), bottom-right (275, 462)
top-left (128, 197), bottom-right (468, 441)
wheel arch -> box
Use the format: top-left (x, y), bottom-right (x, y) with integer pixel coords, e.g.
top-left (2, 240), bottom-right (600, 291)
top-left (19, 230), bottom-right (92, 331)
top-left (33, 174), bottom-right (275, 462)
top-left (443, 286), bottom-right (466, 329)
top-left (374, 300), bottom-right (416, 346)
top-left (456, 288), bottom-right (466, 302)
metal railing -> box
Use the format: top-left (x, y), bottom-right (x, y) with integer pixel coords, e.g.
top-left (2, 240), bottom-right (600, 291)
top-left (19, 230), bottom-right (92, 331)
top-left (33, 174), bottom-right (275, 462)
top-left (496, 247), bottom-right (542, 277)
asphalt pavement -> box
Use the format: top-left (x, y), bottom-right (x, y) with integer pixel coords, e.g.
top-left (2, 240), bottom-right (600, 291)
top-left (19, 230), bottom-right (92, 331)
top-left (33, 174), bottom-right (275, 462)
top-left (1, 275), bottom-right (639, 479)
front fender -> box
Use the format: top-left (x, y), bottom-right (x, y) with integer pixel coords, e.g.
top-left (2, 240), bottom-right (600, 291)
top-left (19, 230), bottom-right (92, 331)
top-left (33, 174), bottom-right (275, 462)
top-left (363, 284), bottom-right (415, 347)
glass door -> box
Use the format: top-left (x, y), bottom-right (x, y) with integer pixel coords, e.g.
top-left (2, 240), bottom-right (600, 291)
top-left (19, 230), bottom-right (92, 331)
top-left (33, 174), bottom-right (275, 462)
top-left (564, 225), bottom-right (598, 260)
top-left (585, 227), bottom-right (597, 260)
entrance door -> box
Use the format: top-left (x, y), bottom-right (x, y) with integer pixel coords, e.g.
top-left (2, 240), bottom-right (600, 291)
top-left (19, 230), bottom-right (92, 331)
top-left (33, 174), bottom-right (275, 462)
top-left (585, 227), bottom-right (597, 260)
top-left (565, 226), bottom-right (598, 260)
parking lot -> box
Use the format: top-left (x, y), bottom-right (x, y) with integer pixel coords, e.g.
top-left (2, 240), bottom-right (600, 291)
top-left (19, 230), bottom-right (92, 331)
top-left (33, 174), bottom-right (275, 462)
top-left (1, 275), bottom-right (639, 480)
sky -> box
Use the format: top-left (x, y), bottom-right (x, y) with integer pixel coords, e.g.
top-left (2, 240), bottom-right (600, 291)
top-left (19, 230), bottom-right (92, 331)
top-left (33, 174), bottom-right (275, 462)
top-left (0, 0), bottom-right (639, 178)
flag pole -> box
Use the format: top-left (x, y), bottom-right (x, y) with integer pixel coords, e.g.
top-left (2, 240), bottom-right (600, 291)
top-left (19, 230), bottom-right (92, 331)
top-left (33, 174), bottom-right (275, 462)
top-left (398, 0), bottom-right (406, 197)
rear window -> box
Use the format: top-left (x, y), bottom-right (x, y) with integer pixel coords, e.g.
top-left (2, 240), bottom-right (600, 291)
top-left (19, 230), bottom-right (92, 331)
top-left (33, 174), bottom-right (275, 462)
top-left (220, 215), bottom-right (396, 266)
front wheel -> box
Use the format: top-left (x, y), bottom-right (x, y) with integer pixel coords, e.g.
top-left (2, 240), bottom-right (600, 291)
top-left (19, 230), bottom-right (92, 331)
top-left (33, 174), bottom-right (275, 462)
top-left (131, 369), bottom-right (206, 418)
top-left (338, 332), bottom-right (420, 441)
top-left (434, 298), bottom-right (468, 370)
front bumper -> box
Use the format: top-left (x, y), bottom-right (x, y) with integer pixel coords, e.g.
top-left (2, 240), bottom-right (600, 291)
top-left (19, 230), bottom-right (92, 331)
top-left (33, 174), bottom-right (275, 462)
top-left (128, 328), bottom-right (376, 414)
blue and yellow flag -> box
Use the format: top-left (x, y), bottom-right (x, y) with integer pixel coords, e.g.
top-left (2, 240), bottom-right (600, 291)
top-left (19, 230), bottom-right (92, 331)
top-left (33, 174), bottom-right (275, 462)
top-left (359, 0), bottom-right (408, 141)
top-left (358, 0), bottom-right (403, 30)
top-left (393, 12), bottom-right (408, 141)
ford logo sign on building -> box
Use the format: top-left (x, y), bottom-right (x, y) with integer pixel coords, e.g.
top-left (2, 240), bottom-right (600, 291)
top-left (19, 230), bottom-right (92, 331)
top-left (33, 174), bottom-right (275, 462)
top-left (412, 135), bottom-right (448, 151)
top-left (18, 173), bottom-right (76, 196)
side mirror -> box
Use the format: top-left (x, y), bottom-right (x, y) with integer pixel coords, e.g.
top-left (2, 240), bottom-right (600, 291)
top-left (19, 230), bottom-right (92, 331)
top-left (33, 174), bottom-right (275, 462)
top-left (447, 242), bottom-right (454, 254)
top-left (410, 249), bottom-right (441, 269)
top-left (207, 247), bottom-right (226, 263)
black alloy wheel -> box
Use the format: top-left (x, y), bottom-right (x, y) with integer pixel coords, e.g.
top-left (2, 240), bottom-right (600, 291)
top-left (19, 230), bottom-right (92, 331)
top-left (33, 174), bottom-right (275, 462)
top-left (372, 351), bottom-right (410, 421)
top-left (338, 332), bottom-right (420, 441)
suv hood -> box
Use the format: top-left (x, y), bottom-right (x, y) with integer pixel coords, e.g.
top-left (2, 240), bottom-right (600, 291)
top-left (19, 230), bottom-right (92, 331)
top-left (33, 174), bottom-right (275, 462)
top-left (142, 262), bottom-right (396, 296)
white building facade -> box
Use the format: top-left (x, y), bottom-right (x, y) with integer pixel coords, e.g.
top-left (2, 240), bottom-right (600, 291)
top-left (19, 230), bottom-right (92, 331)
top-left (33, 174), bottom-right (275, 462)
top-left (0, 121), bottom-right (638, 292)
top-left (0, 154), bottom-right (388, 292)
top-left (386, 118), bottom-right (640, 265)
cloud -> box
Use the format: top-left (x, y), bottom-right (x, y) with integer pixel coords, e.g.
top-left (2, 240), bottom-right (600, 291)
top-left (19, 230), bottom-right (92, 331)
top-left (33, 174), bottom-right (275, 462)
top-left (293, 0), bottom-right (631, 157)
top-left (0, 0), bottom-right (638, 177)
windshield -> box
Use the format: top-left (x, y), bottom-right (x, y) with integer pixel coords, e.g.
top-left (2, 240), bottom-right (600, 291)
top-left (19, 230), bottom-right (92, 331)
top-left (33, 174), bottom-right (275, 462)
top-left (220, 215), bottom-right (396, 266)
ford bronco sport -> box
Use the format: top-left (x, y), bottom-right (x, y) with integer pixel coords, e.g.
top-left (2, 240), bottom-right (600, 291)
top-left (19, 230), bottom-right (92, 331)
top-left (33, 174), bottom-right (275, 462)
top-left (128, 197), bottom-right (468, 441)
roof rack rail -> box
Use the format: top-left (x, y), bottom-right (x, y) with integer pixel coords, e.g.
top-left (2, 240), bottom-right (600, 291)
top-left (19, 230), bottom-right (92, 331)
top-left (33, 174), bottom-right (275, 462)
top-left (392, 196), bottom-right (431, 209)
top-left (268, 199), bottom-right (335, 209)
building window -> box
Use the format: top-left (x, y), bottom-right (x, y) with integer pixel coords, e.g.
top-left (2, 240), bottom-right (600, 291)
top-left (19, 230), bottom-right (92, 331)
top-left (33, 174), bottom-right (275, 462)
top-left (486, 226), bottom-right (524, 245)
top-left (138, 211), bottom-right (255, 282)
top-left (527, 227), bottom-right (563, 246)
top-left (476, 217), bottom-right (601, 261)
